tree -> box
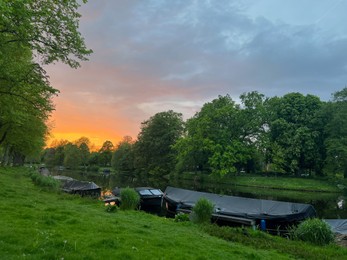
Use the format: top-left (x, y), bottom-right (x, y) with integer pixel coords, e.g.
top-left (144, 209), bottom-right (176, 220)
top-left (112, 136), bottom-right (135, 174)
top-left (98, 141), bottom-right (114, 167)
top-left (239, 91), bottom-right (268, 172)
top-left (175, 95), bottom-right (252, 176)
top-left (0, 43), bottom-right (57, 162)
top-left (79, 142), bottom-right (90, 170)
top-left (0, 0), bottom-right (92, 68)
top-left (323, 88), bottom-right (347, 178)
top-left (134, 110), bottom-right (184, 177)
top-left (0, 0), bottom-right (91, 165)
top-left (63, 143), bottom-right (82, 169)
top-left (266, 93), bottom-right (323, 175)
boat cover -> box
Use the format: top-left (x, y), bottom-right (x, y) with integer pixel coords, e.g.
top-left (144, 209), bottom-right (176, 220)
top-left (164, 186), bottom-right (316, 222)
top-left (324, 219), bottom-right (347, 234)
top-left (62, 180), bottom-right (101, 193)
top-left (53, 175), bottom-right (74, 182)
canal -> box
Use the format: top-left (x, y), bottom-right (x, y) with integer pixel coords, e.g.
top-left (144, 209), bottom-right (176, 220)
top-left (53, 170), bottom-right (346, 219)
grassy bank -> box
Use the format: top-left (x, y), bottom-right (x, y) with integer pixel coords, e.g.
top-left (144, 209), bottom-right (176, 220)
top-left (181, 172), bottom-right (341, 193)
top-left (1, 167), bottom-right (346, 259)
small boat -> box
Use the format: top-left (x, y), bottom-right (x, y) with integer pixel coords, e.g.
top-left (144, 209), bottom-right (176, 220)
top-left (112, 187), bottom-right (163, 213)
top-left (324, 219), bottom-right (347, 235)
top-left (135, 187), bottom-right (163, 212)
top-left (53, 175), bottom-right (74, 182)
top-left (163, 186), bottom-right (316, 231)
top-left (61, 179), bottom-right (101, 197)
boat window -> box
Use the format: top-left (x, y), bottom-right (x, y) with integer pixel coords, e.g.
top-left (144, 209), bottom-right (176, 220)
top-left (150, 189), bottom-right (162, 195)
top-left (138, 190), bottom-right (152, 195)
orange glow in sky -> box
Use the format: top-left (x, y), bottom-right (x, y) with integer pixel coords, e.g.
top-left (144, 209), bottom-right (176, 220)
top-left (47, 97), bottom-right (126, 149)
top-left (44, 1), bottom-right (343, 150)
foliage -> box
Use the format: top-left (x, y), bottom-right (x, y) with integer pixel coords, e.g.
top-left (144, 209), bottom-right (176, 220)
top-left (292, 218), bottom-right (335, 246)
top-left (40, 87), bottom-right (347, 180)
top-left (0, 0), bottom-right (92, 68)
top-left (202, 224), bottom-right (345, 260)
top-left (105, 204), bottom-right (118, 213)
top-left (63, 143), bottom-right (82, 169)
top-left (134, 110), bottom-right (184, 178)
top-left (0, 0), bottom-right (91, 165)
top-left (120, 188), bottom-right (140, 210)
top-left (323, 87), bottom-right (347, 178)
top-left (111, 136), bottom-right (134, 174)
top-left (266, 93), bottom-right (323, 175)
top-left (174, 212), bottom-right (190, 222)
top-left (175, 94), bottom-right (263, 176)
top-left (191, 197), bottom-right (214, 224)
top-left (98, 140), bottom-right (114, 167)
top-left (29, 171), bottom-right (60, 190)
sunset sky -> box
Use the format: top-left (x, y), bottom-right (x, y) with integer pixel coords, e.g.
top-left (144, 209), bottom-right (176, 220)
top-left (45, 0), bottom-right (347, 148)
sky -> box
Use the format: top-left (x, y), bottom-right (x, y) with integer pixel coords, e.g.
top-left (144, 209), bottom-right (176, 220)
top-left (45, 0), bottom-right (347, 148)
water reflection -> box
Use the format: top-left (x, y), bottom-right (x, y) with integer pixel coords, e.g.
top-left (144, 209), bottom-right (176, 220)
top-left (53, 170), bottom-right (346, 219)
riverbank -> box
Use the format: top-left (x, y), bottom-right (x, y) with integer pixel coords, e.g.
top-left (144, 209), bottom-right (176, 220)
top-left (1, 167), bottom-right (346, 259)
top-left (180, 172), bottom-right (343, 193)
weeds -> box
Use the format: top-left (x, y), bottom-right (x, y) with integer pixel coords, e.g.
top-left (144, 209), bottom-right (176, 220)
top-left (174, 212), bottom-right (190, 222)
top-left (292, 218), bottom-right (335, 246)
top-left (29, 171), bottom-right (60, 190)
top-left (120, 187), bottom-right (140, 210)
top-left (191, 197), bottom-right (213, 224)
top-left (105, 204), bottom-right (118, 213)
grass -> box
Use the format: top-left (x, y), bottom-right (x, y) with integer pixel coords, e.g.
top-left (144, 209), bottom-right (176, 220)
top-left (181, 172), bottom-right (341, 193)
top-left (1, 167), bottom-right (346, 259)
top-left (202, 225), bottom-right (347, 260)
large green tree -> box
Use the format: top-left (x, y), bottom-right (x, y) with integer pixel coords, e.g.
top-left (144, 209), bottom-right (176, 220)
top-left (266, 93), bottom-right (323, 175)
top-left (0, 0), bottom-right (92, 68)
top-left (175, 95), bottom-right (253, 176)
top-left (323, 88), bottom-right (347, 178)
top-left (134, 110), bottom-right (184, 178)
top-left (0, 0), bottom-right (91, 164)
top-left (98, 141), bottom-right (114, 167)
top-left (63, 143), bottom-right (82, 169)
top-left (112, 136), bottom-right (135, 175)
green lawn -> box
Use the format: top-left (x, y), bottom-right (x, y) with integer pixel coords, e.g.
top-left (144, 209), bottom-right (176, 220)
top-left (0, 167), bottom-right (346, 259)
top-left (182, 172), bottom-right (341, 193)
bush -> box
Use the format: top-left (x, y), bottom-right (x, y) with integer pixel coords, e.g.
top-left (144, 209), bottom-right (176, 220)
top-left (174, 212), bottom-right (190, 222)
top-left (105, 204), bottom-right (118, 213)
top-left (292, 218), bottom-right (335, 246)
top-left (120, 188), bottom-right (140, 210)
top-left (30, 171), bottom-right (60, 190)
top-left (191, 197), bottom-right (214, 224)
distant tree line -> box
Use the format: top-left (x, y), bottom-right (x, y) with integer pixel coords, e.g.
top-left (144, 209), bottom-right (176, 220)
top-left (41, 88), bottom-right (347, 179)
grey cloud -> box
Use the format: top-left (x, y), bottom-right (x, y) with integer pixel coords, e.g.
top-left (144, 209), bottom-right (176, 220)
top-left (79, 0), bottom-right (347, 102)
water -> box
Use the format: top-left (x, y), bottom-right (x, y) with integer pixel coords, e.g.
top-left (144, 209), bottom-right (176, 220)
top-left (53, 170), bottom-right (346, 219)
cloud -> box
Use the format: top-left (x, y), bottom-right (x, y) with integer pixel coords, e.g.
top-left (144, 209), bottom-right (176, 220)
top-left (46, 0), bottom-right (347, 145)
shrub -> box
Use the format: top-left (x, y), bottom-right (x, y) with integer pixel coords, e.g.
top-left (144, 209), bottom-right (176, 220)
top-left (120, 188), bottom-right (140, 210)
top-left (105, 204), bottom-right (118, 213)
top-left (30, 171), bottom-right (60, 190)
top-left (292, 218), bottom-right (335, 246)
top-left (191, 197), bottom-right (214, 224)
top-left (174, 212), bottom-right (190, 222)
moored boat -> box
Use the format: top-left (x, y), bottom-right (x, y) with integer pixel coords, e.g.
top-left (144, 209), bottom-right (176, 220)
top-left (163, 186), bottom-right (316, 231)
top-left (112, 187), bottom-right (163, 213)
top-left (62, 179), bottom-right (101, 197)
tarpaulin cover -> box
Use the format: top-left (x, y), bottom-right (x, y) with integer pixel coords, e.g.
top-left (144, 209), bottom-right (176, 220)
top-left (164, 186), bottom-right (316, 223)
top-left (324, 219), bottom-right (347, 234)
top-left (62, 180), bottom-right (100, 192)
top-left (53, 175), bottom-right (74, 182)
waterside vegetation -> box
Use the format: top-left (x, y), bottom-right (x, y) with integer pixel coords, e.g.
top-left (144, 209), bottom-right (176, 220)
top-left (1, 167), bottom-right (346, 259)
